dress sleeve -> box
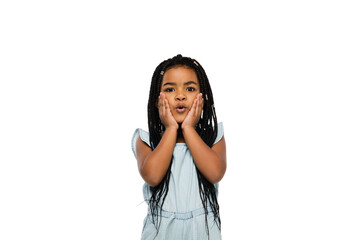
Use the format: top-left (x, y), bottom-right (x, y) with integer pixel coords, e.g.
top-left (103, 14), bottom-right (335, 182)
top-left (213, 122), bottom-right (224, 145)
top-left (131, 128), bottom-right (151, 158)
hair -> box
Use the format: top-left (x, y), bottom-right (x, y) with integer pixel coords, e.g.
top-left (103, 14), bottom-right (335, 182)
top-left (147, 54), bottom-right (220, 237)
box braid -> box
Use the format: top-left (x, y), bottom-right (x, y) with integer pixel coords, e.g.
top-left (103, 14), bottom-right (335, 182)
top-left (147, 54), bottom-right (220, 238)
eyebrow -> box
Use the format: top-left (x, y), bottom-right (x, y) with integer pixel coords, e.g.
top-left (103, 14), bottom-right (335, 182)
top-left (162, 81), bottom-right (198, 87)
top-left (184, 81), bottom-right (198, 86)
top-left (162, 82), bottom-right (176, 87)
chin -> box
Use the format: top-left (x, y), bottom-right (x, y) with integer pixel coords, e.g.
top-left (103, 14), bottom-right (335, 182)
top-left (174, 117), bottom-right (186, 124)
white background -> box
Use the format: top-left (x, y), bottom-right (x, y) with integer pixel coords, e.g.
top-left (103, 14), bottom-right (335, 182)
top-left (1, 0), bottom-right (359, 239)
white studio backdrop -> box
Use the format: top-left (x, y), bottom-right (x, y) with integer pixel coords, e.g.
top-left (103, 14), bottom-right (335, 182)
top-left (1, 0), bottom-right (359, 239)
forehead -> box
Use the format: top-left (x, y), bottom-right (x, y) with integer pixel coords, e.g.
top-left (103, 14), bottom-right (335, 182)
top-left (162, 66), bottom-right (199, 84)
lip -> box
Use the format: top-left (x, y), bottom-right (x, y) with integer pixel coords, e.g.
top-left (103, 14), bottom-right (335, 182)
top-left (175, 105), bottom-right (187, 113)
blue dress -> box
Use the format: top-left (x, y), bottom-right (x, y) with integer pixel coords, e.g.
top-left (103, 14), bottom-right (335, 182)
top-left (131, 122), bottom-right (224, 240)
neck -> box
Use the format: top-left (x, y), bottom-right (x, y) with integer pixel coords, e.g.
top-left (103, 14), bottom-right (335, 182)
top-left (176, 125), bottom-right (185, 143)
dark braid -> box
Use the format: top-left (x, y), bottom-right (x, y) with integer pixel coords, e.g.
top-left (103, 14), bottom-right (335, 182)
top-left (147, 54), bottom-right (221, 238)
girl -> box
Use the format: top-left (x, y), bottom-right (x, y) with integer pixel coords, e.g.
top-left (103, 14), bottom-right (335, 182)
top-left (131, 54), bottom-right (226, 240)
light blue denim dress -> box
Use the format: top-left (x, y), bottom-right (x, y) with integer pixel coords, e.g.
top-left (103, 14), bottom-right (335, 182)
top-left (131, 122), bottom-right (224, 240)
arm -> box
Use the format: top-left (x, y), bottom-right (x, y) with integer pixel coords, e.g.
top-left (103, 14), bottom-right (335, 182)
top-left (181, 94), bottom-right (227, 184)
top-left (136, 127), bottom-right (177, 187)
top-left (182, 127), bottom-right (227, 184)
top-left (135, 92), bottom-right (178, 187)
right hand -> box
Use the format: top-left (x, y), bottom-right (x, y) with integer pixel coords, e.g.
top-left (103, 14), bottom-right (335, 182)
top-left (158, 92), bottom-right (178, 130)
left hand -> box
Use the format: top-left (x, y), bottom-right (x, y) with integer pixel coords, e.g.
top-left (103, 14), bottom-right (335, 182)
top-left (181, 93), bottom-right (204, 129)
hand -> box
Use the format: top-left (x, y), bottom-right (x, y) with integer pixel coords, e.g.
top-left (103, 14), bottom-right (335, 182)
top-left (181, 93), bottom-right (204, 130)
top-left (158, 92), bottom-right (178, 130)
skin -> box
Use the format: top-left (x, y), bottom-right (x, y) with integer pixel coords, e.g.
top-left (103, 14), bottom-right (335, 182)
top-left (135, 66), bottom-right (227, 187)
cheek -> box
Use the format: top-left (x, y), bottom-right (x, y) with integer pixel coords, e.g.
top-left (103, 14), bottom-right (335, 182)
top-left (166, 98), bottom-right (175, 108)
top-left (163, 92), bottom-right (173, 98)
top-left (189, 95), bottom-right (198, 105)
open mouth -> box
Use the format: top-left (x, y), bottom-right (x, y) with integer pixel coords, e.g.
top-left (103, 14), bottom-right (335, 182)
top-left (176, 105), bottom-right (186, 113)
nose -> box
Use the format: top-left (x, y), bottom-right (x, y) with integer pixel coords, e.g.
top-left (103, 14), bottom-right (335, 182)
top-left (175, 92), bottom-right (186, 101)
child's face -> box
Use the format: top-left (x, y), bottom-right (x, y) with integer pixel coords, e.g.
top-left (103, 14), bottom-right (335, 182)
top-left (160, 66), bottom-right (201, 124)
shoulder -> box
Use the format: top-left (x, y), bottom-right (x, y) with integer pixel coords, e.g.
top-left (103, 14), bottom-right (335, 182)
top-left (131, 128), bottom-right (151, 158)
top-left (212, 122), bottom-right (226, 158)
top-left (213, 122), bottom-right (224, 146)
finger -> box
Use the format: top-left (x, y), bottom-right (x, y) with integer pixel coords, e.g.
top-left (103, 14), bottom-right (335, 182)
top-left (159, 92), bottom-right (163, 105)
top-left (190, 98), bottom-right (197, 113)
top-left (164, 98), bottom-right (170, 112)
top-left (161, 93), bottom-right (166, 108)
top-left (159, 97), bottom-right (163, 109)
top-left (162, 96), bottom-right (167, 113)
top-left (199, 94), bottom-right (204, 111)
top-left (195, 95), bottom-right (199, 111)
top-left (162, 93), bottom-right (169, 111)
top-left (196, 94), bottom-right (203, 116)
top-left (194, 95), bottom-right (200, 107)
top-left (159, 93), bottom-right (165, 115)
top-left (195, 94), bottom-right (201, 110)
top-left (200, 98), bottom-right (204, 116)
top-left (196, 96), bottom-right (202, 116)
top-left (161, 92), bottom-right (167, 102)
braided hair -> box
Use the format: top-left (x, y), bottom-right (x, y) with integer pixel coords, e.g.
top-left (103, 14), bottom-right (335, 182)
top-left (147, 54), bottom-right (220, 237)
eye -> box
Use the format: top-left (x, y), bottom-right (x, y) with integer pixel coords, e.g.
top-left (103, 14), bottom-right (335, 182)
top-left (187, 87), bottom-right (195, 92)
top-left (164, 88), bottom-right (174, 92)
